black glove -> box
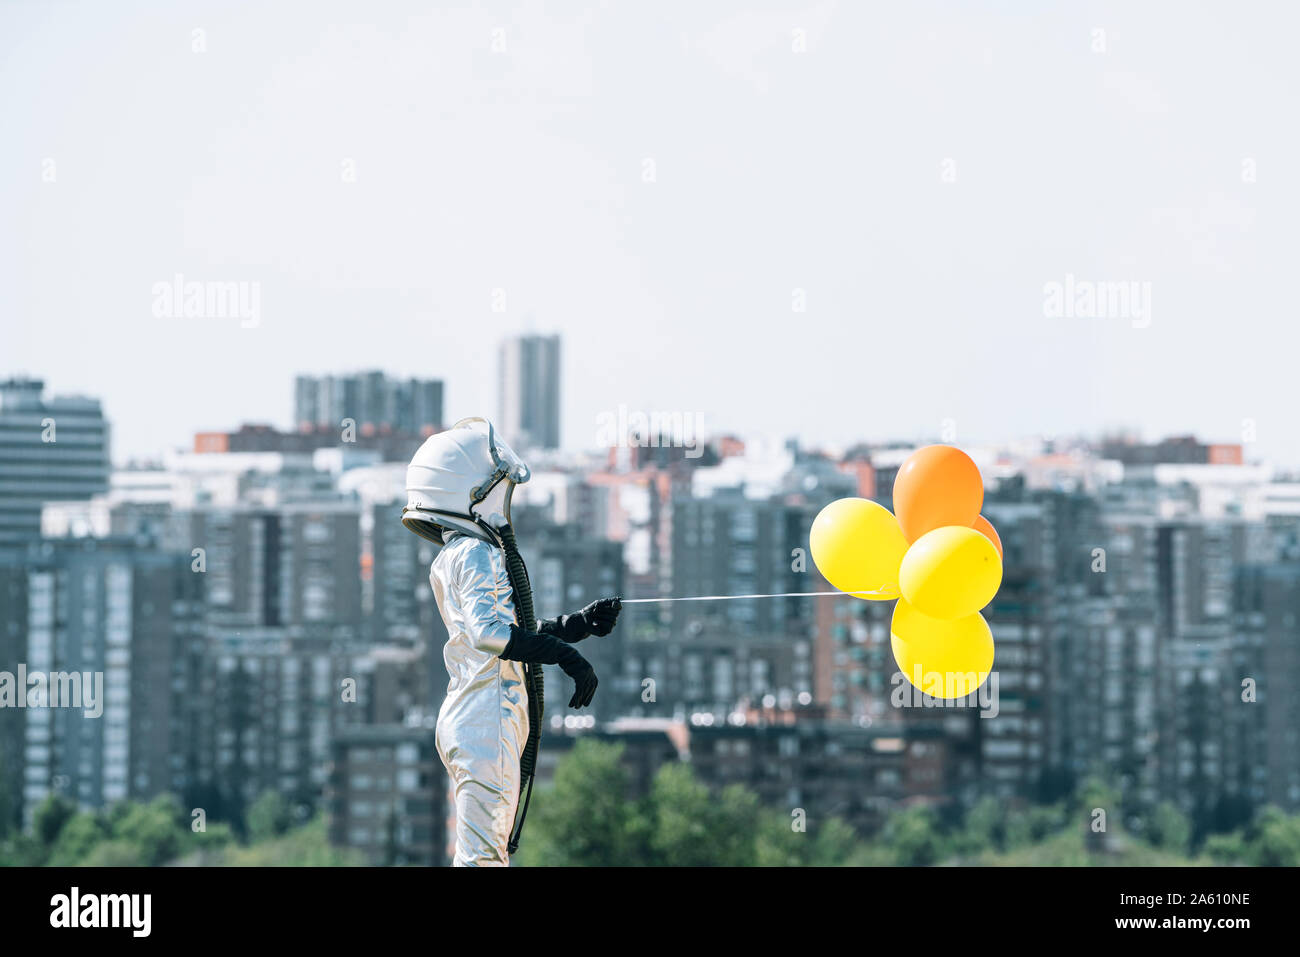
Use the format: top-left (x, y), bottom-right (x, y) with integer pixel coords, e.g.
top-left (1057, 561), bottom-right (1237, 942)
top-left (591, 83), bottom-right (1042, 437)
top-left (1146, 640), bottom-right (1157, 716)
top-left (579, 597), bottom-right (622, 637)
top-left (499, 624), bottom-right (598, 709)
top-left (539, 597), bottom-right (623, 643)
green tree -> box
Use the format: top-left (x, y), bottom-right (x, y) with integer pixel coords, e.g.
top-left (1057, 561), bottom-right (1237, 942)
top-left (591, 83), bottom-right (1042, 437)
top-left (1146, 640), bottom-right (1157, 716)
top-left (517, 740), bottom-right (869, 866)
top-left (220, 814), bottom-right (364, 866)
top-left (1076, 773), bottom-right (1121, 854)
top-left (1077, 774), bottom-right (1120, 818)
top-left (1248, 806), bottom-right (1300, 866)
top-left (246, 790), bottom-right (292, 841)
top-left (1007, 803), bottom-right (1067, 849)
top-left (47, 812), bottom-right (109, 866)
top-left (31, 794), bottom-right (77, 853)
top-left (1145, 801), bottom-right (1192, 854)
top-left (754, 809), bottom-right (860, 866)
top-left (110, 795), bottom-right (185, 866)
top-left (83, 840), bottom-right (148, 866)
top-left (1202, 830), bottom-right (1248, 864)
top-left (807, 816), bottom-right (861, 866)
top-left (958, 796), bottom-right (1007, 855)
top-left (649, 764), bottom-right (758, 866)
top-left (0, 832), bottom-right (46, 866)
top-left (182, 818), bottom-right (237, 863)
top-left (516, 739), bottom-right (648, 866)
top-left (709, 783), bottom-right (763, 866)
top-left (754, 811), bottom-right (805, 866)
top-left (885, 805), bottom-right (946, 866)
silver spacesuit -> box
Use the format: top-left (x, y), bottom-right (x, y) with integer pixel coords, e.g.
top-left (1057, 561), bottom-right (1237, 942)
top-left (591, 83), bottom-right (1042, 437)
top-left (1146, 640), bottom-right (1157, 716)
top-left (428, 531), bottom-right (528, 866)
top-left (401, 418), bottom-right (616, 866)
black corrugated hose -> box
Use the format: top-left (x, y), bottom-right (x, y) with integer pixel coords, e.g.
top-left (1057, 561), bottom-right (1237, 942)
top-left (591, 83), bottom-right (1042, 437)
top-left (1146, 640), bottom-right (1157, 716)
top-left (497, 523), bottom-right (541, 854)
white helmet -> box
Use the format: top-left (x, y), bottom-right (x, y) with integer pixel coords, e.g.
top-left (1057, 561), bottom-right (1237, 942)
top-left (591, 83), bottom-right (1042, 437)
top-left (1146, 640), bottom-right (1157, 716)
top-left (402, 417), bottom-right (531, 545)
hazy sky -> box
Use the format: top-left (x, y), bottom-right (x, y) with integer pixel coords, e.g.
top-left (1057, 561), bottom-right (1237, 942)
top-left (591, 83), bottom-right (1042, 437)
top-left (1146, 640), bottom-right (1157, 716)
top-left (3, 1), bottom-right (1297, 465)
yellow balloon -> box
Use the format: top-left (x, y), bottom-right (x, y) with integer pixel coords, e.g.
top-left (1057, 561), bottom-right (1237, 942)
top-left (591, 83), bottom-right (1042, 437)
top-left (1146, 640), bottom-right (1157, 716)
top-left (899, 525), bottom-right (1001, 620)
top-left (809, 498), bottom-right (908, 600)
top-left (891, 599), bottom-right (994, 699)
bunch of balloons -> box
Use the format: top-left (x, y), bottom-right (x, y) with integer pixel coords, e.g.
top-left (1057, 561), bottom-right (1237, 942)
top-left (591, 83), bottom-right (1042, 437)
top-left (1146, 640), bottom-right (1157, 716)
top-left (808, 445), bottom-right (1002, 700)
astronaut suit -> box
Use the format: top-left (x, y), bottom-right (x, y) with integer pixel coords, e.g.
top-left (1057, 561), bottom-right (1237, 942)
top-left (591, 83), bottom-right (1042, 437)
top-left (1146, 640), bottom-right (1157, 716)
top-left (402, 418), bottom-right (620, 866)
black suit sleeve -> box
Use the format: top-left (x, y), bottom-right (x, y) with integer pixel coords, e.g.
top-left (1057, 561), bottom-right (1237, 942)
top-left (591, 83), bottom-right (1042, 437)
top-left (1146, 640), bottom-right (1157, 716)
top-left (499, 625), bottom-right (598, 708)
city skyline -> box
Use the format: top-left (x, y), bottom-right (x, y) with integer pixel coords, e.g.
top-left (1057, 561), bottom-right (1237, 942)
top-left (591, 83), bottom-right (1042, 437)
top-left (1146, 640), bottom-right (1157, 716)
top-left (1, 366), bottom-right (1282, 474)
top-left (5, 368), bottom-right (1299, 862)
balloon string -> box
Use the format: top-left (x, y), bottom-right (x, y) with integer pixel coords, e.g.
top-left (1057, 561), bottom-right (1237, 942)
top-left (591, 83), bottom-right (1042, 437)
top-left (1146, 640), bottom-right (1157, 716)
top-left (621, 589), bottom-right (893, 604)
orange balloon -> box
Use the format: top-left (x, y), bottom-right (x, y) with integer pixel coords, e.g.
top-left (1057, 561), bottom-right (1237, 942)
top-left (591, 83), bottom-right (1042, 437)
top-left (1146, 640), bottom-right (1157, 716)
top-left (972, 514), bottom-right (1003, 561)
top-left (892, 445), bottom-right (983, 542)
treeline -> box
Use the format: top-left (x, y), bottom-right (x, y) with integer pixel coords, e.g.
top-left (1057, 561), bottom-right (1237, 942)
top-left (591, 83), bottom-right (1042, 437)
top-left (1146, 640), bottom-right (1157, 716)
top-left (3, 743), bottom-right (1298, 866)
top-left (0, 791), bottom-right (362, 867)
top-left (515, 741), bottom-right (1300, 867)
